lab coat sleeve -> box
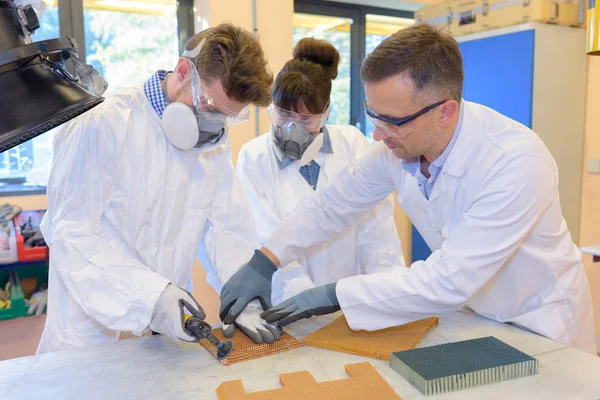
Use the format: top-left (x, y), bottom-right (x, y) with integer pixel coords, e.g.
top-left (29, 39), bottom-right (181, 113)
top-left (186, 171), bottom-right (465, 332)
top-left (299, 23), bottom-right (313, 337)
top-left (200, 144), bottom-right (258, 290)
top-left (346, 129), bottom-right (406, 273)
top-left (355, 195), bottom-right (407, 274)
top-left (337, 154), bottom-right (557, 331)
top-left (264, 142), bottom-right (397, 266)
top-left (42, 112), bottom-right (170, 335)
top-left (236, 145), bottom-right (316, 300)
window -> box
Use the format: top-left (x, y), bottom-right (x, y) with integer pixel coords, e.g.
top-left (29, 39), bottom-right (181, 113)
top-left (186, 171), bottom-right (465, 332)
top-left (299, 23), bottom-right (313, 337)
top-left (83, 0), bottom-right (180, 90)
top-left (293, 13), bottom-right (352, 125)
top-left (0, 0), bottom-right (192, 195)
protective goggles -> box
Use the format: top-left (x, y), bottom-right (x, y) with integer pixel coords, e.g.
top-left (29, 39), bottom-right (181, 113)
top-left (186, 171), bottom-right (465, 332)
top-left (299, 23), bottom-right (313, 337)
top-left (362, 100), bottom-right (447, 138)
top-left (183, 39), bottom-right (250, 126)
top-left (267, 103), bottom-right (329, 133)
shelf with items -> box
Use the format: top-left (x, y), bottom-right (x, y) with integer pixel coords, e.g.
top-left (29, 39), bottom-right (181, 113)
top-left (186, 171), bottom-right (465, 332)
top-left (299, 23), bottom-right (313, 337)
top-left (0, 269), bottom-right (27, 321)
top-left (14, 210), bottom-right (48, 262)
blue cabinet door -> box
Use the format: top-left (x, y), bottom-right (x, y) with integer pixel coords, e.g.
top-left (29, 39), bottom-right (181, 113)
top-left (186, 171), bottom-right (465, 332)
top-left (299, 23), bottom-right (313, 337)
top-left (410, 29), bottom-right (536, 263)
top-left (460, 29), bottom-right (535, 127)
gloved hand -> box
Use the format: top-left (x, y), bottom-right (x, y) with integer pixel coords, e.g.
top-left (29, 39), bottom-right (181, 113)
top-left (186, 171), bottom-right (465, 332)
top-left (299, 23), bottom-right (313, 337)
top-left (261, 283), bottom-right (340, 326)
top-left (149, 283), bottom-right (206, 342)
top-left (219, 250), bottom-right (278, 324)
top-left (27, 288), bottom-right (48, 316)
top-left (222, 300), bottom-right (282, 344)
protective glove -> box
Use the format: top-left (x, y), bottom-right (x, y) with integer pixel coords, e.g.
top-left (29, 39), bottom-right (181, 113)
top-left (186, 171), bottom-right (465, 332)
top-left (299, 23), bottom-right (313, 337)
top-left (27, 288), bottom-right (48, 316)
top-left (261, 283), bottom-right (340, 327)
top-left (219, 250), bottom-right (278, 324)
top-left (222, 300), bottom-right (282, 344)
top-left (149, 283), bottom-right (206, 342)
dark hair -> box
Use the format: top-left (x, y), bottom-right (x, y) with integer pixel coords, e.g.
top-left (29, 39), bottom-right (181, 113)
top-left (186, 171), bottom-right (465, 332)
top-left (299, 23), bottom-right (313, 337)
top-left (361, 24), bottom-right (463, 103)
top-left (185, 22), bottom-right (273, 107)
top-left (272, 37), bottom-right (340, 114)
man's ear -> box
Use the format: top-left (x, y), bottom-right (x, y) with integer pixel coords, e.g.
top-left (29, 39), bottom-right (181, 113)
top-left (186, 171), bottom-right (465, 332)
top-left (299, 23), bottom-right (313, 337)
top-left (173, 58), bottom-right (192, 84)
top-left (439, 100), bottom-right (459, 129)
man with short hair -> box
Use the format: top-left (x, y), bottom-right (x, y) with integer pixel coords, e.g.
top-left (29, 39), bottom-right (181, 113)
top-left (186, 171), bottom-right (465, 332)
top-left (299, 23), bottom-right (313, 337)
top-left (219, 24), bottom-right (597, 355)
top-left (38, 23), bottom-right (273, 353)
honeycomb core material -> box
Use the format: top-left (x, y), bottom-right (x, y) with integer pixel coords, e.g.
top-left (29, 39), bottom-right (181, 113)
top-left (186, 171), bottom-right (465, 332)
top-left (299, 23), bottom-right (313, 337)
top-left (216, 361), bottom-right (402, 400)
top-left (302, 315), bottom-right (439, 361)
top-left (199, 328), bottom-right (304, 366)
top-left (390, 336), bottom-right (539, 396)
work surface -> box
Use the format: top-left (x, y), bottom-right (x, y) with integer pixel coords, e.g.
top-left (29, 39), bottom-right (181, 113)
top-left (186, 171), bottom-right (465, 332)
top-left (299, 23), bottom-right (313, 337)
top-left (1, 309), bottom-right (599, 400)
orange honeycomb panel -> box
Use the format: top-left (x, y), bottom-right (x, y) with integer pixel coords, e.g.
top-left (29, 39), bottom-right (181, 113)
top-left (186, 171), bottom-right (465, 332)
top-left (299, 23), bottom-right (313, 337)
top-left (216, 361), bottom-right (402, 400)
top-left (199, 328), bottom-right (304, 366)
top-left (302, 316), bottom-right (438, 361)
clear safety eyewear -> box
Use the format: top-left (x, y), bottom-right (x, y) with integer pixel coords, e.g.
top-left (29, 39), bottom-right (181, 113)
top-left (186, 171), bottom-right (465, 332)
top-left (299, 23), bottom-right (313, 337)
top-left (187, 59), bottom-right (250, 126)
top-left (267, 103), bottom-right (329, 133)
top-left (362, 100), bottom-right (447, 138)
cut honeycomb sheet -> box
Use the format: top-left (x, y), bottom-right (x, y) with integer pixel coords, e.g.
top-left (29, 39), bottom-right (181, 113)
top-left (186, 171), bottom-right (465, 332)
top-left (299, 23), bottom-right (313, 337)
top-left (302, 315), bottom-right (439, 361)
top-left (216, 361), bottom-right (402, 400)
top-left (199, 328), bottom-right (303, 366)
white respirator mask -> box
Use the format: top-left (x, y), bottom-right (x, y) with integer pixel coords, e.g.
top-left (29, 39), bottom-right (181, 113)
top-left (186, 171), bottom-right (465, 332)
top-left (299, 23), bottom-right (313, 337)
top-left (161, 38), bottom-right (250, 150)
top-left (269, 104), bottom-right (329, 166)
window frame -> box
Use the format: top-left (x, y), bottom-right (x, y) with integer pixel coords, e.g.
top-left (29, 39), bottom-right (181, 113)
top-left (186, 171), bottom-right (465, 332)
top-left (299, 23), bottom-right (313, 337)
top-left (0, 0), bottom-right (195, 197)
top-left (294, 0), bottom-right (414, 135)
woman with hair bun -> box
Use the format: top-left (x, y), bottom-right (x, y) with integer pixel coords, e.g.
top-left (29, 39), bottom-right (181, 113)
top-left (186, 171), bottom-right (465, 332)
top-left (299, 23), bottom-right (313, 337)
top-left (207, 38), bottom-right (406, 344)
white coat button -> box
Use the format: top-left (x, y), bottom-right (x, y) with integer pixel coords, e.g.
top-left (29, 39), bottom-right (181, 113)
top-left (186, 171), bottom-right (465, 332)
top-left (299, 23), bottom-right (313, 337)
top-left (437, 230), bottom-right (442, 235)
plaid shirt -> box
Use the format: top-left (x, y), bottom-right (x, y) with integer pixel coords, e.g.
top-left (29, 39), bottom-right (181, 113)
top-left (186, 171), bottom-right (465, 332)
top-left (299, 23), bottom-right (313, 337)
top-left (143, 70), bottom-right (169, 118)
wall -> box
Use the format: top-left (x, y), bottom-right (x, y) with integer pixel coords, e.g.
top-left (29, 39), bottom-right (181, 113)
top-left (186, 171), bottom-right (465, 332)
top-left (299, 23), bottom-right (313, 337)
top-left (579, 55), bottom-right (600, 334)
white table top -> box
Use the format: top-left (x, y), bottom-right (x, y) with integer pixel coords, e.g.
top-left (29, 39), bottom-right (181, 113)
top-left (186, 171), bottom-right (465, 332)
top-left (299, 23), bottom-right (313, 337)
top-left (581, 245), bottom-right (600, 257)
top-left (1, 309), bottom-right (599, 400)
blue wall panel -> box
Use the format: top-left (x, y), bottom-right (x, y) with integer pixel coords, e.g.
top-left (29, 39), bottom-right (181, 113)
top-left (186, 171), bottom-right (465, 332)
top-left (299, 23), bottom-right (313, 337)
top-left (460, 29), bottom-right (535, 127)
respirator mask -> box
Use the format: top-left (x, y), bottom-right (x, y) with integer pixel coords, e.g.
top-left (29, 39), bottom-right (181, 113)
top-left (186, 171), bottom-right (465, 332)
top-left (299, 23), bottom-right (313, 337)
top-left (269, 103), bottom-right (329, 166)
top-left (161, 38), bottom-right (250, 150)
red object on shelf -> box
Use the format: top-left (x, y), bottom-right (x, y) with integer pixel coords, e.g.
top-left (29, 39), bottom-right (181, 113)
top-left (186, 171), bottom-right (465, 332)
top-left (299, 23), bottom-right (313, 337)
top-left (13, 210), bottom-right (48, 262)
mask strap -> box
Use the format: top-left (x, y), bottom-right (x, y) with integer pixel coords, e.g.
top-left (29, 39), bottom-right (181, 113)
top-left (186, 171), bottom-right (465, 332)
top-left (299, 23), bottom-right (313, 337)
top-left (182, 38), bottom-right (206, 60)
top-left (162, 72), bottom-right (172, 105)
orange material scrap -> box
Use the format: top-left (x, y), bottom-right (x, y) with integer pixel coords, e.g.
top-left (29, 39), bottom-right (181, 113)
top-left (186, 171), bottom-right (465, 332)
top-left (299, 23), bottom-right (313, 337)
top-left (303, 316), bottom-right (439, 360)
top-left (216, 361), bottom-right (402, 400)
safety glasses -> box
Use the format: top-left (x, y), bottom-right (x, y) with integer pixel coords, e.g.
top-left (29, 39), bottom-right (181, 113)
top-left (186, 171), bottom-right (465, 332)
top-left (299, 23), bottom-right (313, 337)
top-left (187, 59), bottom-right (250, 126)
top-left (267, 103), bottom-right (329, 133)
top-left (362, 100), bottom-right (447, 138)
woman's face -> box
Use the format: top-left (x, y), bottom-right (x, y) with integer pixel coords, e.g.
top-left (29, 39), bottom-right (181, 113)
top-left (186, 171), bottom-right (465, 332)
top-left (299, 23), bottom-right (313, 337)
top-left (275, 100), bottom-right (326, 134)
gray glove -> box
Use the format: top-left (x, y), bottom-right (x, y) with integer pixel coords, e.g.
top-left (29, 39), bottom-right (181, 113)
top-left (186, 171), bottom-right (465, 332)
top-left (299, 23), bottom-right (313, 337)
top-left (260, 283), bottom-right (340, 326)
top-left (220, 250), bottom-right (278, 324)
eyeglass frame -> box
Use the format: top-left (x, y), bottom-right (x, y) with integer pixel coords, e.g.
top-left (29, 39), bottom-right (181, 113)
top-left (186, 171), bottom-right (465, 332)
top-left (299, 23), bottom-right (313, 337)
top-left (362, 100), bottom-right (448, 129)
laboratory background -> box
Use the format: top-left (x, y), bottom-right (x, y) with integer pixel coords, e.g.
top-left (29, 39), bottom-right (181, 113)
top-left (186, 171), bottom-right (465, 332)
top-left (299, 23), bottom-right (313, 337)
top-left (1, 0), bottom-right (600, 397)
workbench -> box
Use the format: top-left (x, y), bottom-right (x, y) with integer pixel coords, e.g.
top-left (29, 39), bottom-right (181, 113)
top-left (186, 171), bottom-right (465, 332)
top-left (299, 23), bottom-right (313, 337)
top-left (1, 309), bottom-right (599, 399)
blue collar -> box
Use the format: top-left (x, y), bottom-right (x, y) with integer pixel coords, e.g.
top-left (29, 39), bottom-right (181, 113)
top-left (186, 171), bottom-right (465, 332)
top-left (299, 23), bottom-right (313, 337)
top-left (143, 70), bottom-right (169, 118)
top-left (276, 126), bottom-right (334, 170)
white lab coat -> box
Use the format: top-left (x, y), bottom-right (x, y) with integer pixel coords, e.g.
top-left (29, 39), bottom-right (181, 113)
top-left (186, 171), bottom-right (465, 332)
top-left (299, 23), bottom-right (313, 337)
top-left (225, 125), bottom-right (405, 305)
top-left (264, 101), bottom-right (597, 355)
top-left (38, 88), bottom-right (257, 353)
